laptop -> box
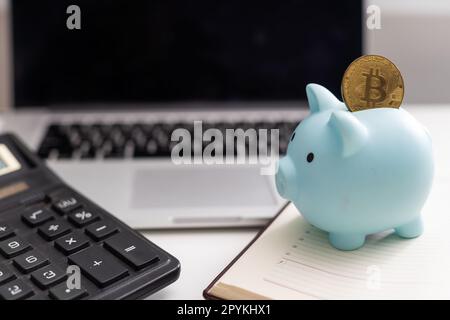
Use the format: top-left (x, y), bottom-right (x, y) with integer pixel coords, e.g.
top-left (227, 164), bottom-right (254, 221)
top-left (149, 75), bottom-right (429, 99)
top-left (0, 0), bottom-right (362, 229)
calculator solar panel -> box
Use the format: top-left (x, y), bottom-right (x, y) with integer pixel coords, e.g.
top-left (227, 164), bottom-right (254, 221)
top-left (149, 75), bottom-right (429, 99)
top-left (0, 134), bottom-right (180, 299)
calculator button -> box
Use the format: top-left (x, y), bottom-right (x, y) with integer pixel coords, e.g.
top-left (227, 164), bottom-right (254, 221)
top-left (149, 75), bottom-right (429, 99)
top-left (19, 192), bottom-right (47, 206)
top-left (13, 250), bottom-right (49, 273)
top-left (85, 221), bottom-right (118, 241)
top-left (51, 193), bottom-right (82, 214)
top-left (31, 265), bottom-right (66, 289)
top-left (0, 223), bottom-right (14, 240)
top-left (21, 207), bottom-right (54, 227)
top-left (55, 231), bottom-right (89, 255)
top-left (68, 208), bottom-right (99, 227)
top-left (69, 246), bottom-right (129, 287)
top-left (38, 220), bottom-right (71, 241)
top-left (0, 236), bottom-right (31, 258)
top-left (0, 264), bottom-right (16, 285)
top-left (104, 233), bottom-right (159, 270)
top-left (0, 279), bottom-right (34, 300)
top-left (49, 282), bottom-right (87, 300)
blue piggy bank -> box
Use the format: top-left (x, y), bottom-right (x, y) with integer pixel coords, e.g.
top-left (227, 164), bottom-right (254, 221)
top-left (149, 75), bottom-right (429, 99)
top-left (275, 84), bottom-right (434, 250)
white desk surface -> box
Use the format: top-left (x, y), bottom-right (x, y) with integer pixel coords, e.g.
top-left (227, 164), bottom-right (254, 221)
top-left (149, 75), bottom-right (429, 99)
top-left (141, 105), bottom-right (450, 300)
top-left (146, 228), bottom-right (257, 300)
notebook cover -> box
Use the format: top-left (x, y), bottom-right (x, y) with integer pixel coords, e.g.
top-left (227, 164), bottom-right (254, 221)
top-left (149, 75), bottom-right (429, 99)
top-left (203, 202), bottom-right (290, 300)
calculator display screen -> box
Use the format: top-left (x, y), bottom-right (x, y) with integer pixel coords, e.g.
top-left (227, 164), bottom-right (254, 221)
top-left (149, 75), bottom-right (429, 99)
top-left (0, 144), bottom-right (22, 176)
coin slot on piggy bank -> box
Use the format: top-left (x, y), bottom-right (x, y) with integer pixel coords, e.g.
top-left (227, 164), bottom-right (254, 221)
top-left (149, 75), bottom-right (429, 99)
top-left (275, 56), bottom-right (434, 251)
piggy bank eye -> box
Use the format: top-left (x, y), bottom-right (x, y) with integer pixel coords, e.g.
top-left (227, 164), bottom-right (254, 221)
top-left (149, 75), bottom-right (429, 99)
top-left (290, 132), bottom-right (296, 141)
top-left (306, 152), bottom-right (314, 163)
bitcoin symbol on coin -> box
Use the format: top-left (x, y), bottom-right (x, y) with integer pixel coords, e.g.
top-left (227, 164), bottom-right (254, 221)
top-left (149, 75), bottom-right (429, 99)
top-left (361, 68), bottom-right (386, 107)
top-left (341, 55), bottom-right (404, 112)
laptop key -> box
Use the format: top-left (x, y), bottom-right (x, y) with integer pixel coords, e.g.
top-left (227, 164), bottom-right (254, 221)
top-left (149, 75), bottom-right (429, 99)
top-left (0, 236), bottom-right (31, 258)
top-left (13, 250), bottom-right (49, 273)
top-left (0, 279), bottom-right (34, 300)
top-left (49, 282), bottom-right (87, 300)
top-left (104, 233), bottom-right (159, 270)
top-left (68, 246), bottom-right (129, 287)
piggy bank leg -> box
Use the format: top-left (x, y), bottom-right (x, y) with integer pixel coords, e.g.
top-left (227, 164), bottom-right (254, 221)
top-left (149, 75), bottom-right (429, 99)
top-left (328, 233), bottom-right (366, 251)
top-left (395, 216), bottom-right (423, 238)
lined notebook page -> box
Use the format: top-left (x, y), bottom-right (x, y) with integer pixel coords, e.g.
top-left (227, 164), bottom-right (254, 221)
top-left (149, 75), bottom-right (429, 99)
top-left (210, 181), bottom-right (450, 299)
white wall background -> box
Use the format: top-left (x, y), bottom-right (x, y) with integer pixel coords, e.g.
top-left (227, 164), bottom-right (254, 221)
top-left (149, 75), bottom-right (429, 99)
top-left (365, 0), bottom-right (450, 104)
top-left (1, 0), bottom-right (450, 109)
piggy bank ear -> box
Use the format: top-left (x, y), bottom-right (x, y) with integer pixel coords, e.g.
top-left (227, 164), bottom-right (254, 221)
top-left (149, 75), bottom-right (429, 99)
top-left (328, 111), bottom-right (368, 157)
top-left (306, 83), bottom-right (346, 113)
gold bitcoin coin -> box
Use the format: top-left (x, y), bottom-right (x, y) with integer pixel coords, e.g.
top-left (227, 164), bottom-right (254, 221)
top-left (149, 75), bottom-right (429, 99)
top-left (341, 55), bottom-right (404, 112)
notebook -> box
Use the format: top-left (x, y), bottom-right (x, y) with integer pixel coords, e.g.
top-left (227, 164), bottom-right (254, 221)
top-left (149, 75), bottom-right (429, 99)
top-left (204, 197), bottom-right (450, 300)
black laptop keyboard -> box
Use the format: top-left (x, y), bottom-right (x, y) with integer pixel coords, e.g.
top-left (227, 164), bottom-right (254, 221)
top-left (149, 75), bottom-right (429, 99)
top-left (37, 121), bottom-right (299, 160)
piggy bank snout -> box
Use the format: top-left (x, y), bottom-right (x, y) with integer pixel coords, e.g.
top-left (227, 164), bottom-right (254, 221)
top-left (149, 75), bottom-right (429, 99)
top-left (276, 156), bottom-right (298, 200)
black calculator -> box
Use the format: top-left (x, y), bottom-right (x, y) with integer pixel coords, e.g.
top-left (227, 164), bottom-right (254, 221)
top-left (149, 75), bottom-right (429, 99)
top-left (0, 133), bottom-right (180, 299)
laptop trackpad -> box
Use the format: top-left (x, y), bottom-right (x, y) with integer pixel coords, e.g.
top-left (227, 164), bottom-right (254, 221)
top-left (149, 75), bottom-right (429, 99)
top-left (132, 166), bottom-right (277, 208)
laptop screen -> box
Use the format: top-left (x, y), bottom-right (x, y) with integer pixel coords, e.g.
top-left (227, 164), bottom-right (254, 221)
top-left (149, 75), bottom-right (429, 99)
top-left (12, 0), bottom-right (362, 108)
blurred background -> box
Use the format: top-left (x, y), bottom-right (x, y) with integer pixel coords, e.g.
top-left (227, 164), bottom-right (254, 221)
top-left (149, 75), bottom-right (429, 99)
top-left (365, 0), bottom-right (450, 104)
